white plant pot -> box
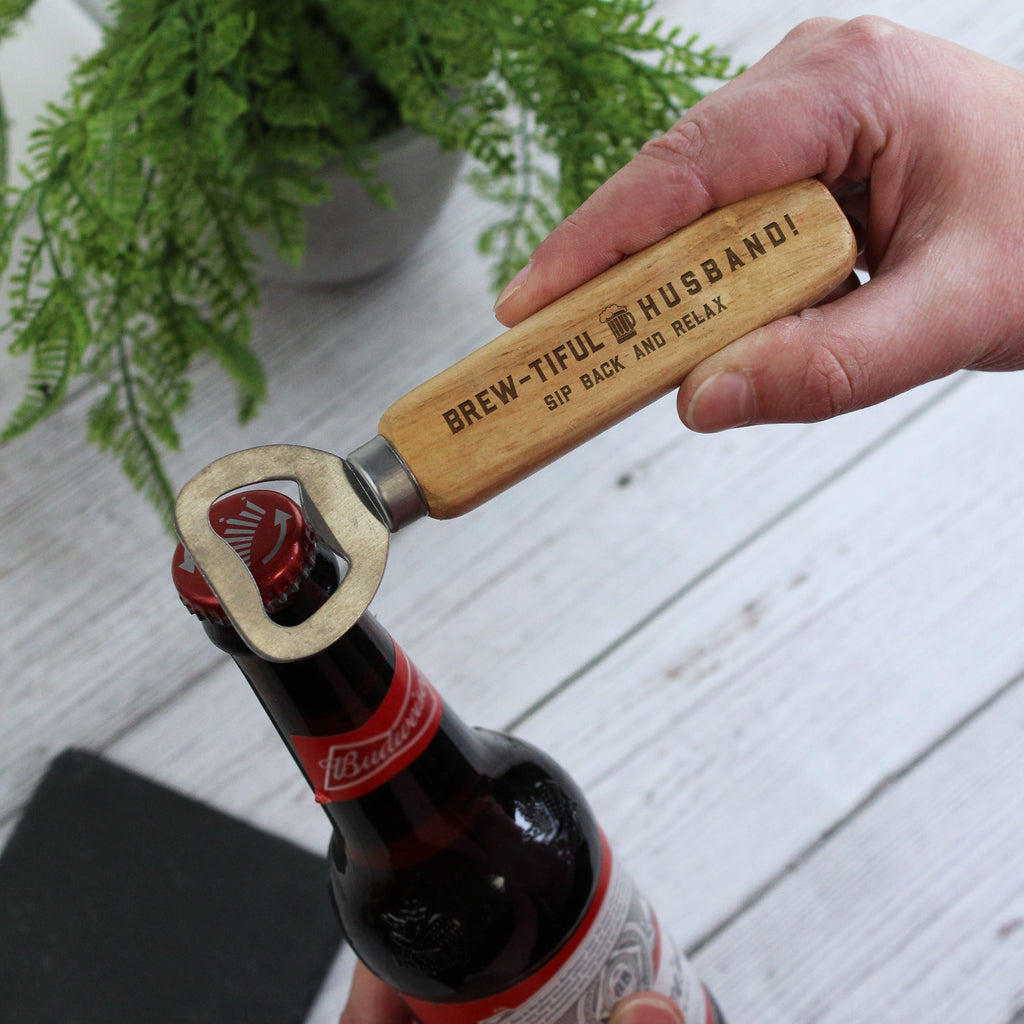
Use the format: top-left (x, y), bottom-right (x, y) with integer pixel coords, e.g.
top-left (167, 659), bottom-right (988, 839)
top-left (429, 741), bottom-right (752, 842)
top-left (254, 126), bottom-right (464, 287)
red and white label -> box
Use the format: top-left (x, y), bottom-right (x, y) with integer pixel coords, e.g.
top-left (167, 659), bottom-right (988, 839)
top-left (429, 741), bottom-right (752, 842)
top-left (404, 837), bottom-right (713, 1024)
top-left (290, 643), bottom-right (443, 802)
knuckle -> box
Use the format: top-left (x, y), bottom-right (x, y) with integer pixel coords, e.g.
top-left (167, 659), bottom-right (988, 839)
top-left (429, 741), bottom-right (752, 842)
top-left (781, 16), bottom-right (842, 46)
top-left (635, 116), bottom-right (714, 205)
top-left (837, 14), bottom-right (902, 51)
top-left (641, 116), bottom-right (709, 165)
top-left (796, 15), bottom-right (904, 79)
top-left (556, 209), bottom-right (624, 267)
top-left (820, 16), bottom-right (910, 84)
top-left (800, 338), bottom-right (864, 420)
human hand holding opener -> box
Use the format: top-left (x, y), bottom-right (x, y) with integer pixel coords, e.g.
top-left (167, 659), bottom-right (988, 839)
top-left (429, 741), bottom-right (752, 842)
top-left (175, 180), bottom-right (855, 661)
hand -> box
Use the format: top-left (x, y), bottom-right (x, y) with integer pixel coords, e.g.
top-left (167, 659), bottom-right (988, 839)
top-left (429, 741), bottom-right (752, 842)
top-left (337, 963), bottom-right (684, 1024)
top-left (338, 962), bottom-right (410, 1024)
top-left (493, 17), bottom-right (1024, 431)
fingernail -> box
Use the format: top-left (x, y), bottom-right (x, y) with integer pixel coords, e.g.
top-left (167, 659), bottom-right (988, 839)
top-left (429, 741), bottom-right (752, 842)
top-left (494, 262), bottom-right (531, 313)
top-left (609, 994), bottom-right (686, 1024)
top-left (684, 370), bottom-right (756, 432)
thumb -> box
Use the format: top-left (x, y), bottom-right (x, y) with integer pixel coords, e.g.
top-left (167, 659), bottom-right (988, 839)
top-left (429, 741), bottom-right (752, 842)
top-left (608, 992), bottom-right (687, 1024)
top-left (677, 265), bottom-right (972, 431)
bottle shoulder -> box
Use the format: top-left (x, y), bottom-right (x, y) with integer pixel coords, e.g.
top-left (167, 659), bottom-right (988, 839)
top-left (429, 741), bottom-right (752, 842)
top-left (474, 728), bottom-right (597, 853)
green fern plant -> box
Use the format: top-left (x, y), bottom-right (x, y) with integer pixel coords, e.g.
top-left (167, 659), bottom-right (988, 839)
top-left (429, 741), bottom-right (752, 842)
top-left (0, 0), bottom-right (733, 532)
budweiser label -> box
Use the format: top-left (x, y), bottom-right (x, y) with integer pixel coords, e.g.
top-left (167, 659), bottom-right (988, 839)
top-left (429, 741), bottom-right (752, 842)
top-left (405, 838), bottom-right (712, 1024)
top-left (291, 643), bottom-right (443, 802)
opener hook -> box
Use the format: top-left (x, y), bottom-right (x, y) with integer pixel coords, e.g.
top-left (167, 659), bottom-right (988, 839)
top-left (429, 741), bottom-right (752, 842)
top-left (174, 444), bottom-right (390, 662)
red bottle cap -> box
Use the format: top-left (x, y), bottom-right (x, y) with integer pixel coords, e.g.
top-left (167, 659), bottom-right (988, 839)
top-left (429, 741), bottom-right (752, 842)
top-left (172, 489), bottom-right (316, 621)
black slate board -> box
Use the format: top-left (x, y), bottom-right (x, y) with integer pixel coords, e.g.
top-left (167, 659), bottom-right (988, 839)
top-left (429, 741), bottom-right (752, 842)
top-left (0, 749), bottom-right (343, 1024)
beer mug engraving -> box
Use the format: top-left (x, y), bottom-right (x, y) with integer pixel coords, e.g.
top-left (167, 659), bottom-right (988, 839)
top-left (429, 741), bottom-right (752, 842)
top-left (599, 304), bottom-right (638, 343)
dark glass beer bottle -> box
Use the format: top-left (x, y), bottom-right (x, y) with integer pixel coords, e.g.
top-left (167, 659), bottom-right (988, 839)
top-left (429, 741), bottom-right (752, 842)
top-left (172, 488), bottom-right (724, 1024)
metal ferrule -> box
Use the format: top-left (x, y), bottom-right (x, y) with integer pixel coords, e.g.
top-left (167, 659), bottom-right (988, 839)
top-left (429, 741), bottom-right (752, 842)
top-left (345, 435), bottom-right (428, 533)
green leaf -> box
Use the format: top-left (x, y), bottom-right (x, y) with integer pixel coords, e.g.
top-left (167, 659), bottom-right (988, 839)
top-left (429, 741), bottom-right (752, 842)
top-left (208, 11), bottom-right (256, 73)
top-left (174, 303), bottom-right (266, 420)
top-left (262, 80), bottom-right (331, 128)
top-left (95, 399), bottom-right (178, 535)
top-left (86, 387), bottom-right (126, 447)
top-left (205, 77), bottom-right (249, 127)
top-left (2, 282), bottom-right (90, 440)
top-left (0, 0), bottom-right (35, 41)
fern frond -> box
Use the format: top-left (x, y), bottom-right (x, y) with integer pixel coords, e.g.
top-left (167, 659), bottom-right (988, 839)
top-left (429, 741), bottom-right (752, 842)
top-left (1, 282), bottom-right (90, 439)
top-left (171, 303), bottom-right (266, 422)
top-left (90, 390), bottom-right (178, 534)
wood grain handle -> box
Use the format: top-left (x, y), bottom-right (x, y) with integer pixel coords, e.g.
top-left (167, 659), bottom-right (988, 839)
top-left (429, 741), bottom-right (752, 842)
top-left (379, 179), bottom-right (857, 520)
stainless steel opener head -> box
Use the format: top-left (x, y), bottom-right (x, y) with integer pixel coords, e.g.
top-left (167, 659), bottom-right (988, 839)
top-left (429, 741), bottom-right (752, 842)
top-left (174, 443), bottom-right (396, 662)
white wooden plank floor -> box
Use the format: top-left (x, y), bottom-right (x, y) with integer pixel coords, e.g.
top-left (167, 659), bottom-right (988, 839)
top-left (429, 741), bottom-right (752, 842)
top-left (2, 2), bottom-right (1023, 1022)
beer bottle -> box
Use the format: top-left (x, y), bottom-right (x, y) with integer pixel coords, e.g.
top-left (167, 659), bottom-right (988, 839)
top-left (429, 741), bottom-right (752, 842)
top-left (172, 488), bottom-right (725, 1024)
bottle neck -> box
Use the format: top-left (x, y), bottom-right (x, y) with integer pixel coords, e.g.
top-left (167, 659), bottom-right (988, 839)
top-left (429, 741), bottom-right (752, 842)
top-left (202, 546), bottom-right (483, 848)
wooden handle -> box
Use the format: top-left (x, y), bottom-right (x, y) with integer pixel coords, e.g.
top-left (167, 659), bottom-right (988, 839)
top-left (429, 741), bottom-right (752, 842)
top-left (379, 179), bottom-right (856, 520)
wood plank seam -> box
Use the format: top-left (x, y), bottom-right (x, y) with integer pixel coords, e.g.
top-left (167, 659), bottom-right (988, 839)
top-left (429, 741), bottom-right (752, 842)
top-left (685, 665), bottom-right (1024, 960)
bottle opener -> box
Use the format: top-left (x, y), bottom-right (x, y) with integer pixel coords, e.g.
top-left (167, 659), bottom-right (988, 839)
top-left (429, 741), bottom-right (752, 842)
top-left (175, 179), bottom-right (856, 661)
